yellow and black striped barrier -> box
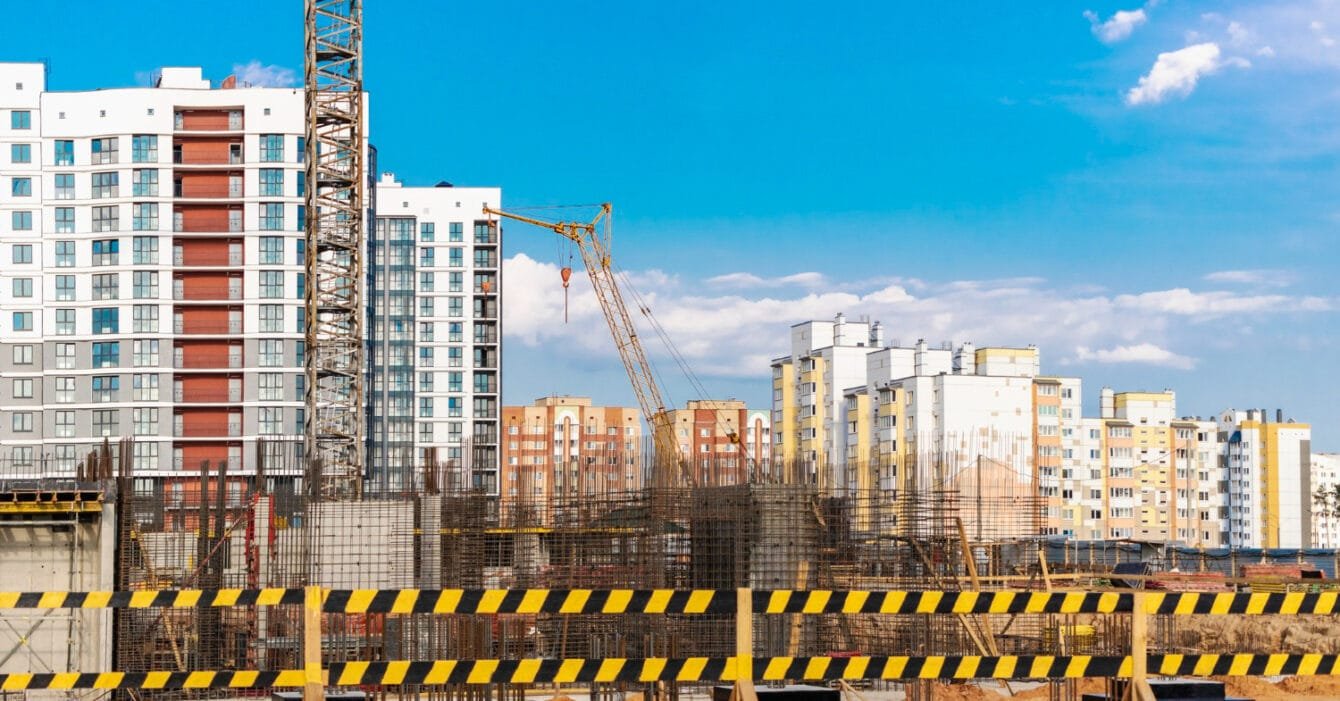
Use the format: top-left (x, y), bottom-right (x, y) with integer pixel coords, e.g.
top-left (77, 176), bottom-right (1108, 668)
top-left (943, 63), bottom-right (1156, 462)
top-left (8, 654), bottom-right (1340, 689)
top-left (2, 588), bottom-right (1337, 617)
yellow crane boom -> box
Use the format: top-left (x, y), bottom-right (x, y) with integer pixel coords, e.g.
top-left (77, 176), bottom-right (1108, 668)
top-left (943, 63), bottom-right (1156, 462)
top-left (482, 204), bottom-right (692, 488)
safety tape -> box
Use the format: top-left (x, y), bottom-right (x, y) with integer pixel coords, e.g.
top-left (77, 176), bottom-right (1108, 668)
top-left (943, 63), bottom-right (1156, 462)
top-left (8, 654), bottom-right (1340, 688)
top-left (2, 589), bottom-right (1336, 616)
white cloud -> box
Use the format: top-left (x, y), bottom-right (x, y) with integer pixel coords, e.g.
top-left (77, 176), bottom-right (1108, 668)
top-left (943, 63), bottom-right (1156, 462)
top-left (1202, 269), bottom-right (1295, 287)
top-left (1256, 45), bottom-right (1276, 57)
top-left (502, 254), bottom-right (1334, 379)
top-left (1125, 43), bottom-right (1249, 106)
top-left (705, 271), bottom-right (826, 289)
top-left (1227, 20), bottom-right (1250, 46)
top-left (231, 61), bottom-right (297, 88)
top-left (1085, 8), bottom-right (1149, 43)
top-left (1074, 343), bottom-right (1197, 369)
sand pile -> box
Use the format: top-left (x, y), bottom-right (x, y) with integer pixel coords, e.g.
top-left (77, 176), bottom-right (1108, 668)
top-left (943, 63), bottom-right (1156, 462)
top-left (1177, 615), bottom-right (1340, 654)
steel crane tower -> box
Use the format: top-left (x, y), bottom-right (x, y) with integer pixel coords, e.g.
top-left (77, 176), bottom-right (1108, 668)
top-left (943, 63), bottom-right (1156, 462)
top-left (304, 0), bottom-right (366, 500)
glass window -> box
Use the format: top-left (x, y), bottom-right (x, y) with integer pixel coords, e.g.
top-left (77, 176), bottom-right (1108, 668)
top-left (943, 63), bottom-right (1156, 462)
top-left (133, 203), bottom-right (158, 231)
top-left (93, 238), bottom-right (120, 265)
top-left (55, 377), bottom-right (76, 402)
top-left (449, 322), bottom-right (462, 342)
top-left (448, 347), bottom-right (463, 367)
top-left (55, 207), bottom-right (75, 233)
top-left (11, 210), bottom-right (31, 231)
top-left (92, 171), bottom-right (119, 198)
top-left (92, 206), bottom-right (119, 232)
top-left (11, 344), bottom-right (32, 365)
top-left (133, 373), bottom-right (159, 401)
top-left (296, 273), bottom-right (305, 299)
top-left (260, 168), bottom-right (283, 196)
top-left (419, 297), bottom-right (434, 317)
top-left (91, 137), bottom-right (118, 165)
top-left (133, 271), bottom-right (158, 298)
top-left (92, 273), bottom-right (118, 300)
top-left (449, 272), bottom-right (463, 292)
top-left (259, 236), bottom-right (283, 264)
top-left (420, 222), bottom-right (435, 241)
top-left (448, 297), bottom-right (463, 318)
top-left (132, 168), bottom-right (158, 196)
top-left (12, 311), bottom-right (32, 331)
top-left (55, 275), bottom-right (75, 301)
top-left (92, 375), bottom-right (120, 402)
top-left (133, 408), bottom-right (158, 436)
top-left (11, 177), bottom-right (31, 196)
top-left (12, 412), bottom-right (33, 432)
top-left (92, 410), bottom-right (118, 437)
top-left (133, 236), bottom-right (158, 264)
top-left (449, 222), bottom-right (463, 241)
top-left (260, 270), bottom-right (284, 298)
top-left (12, 378), bottom-right (33, 398)
top-left (54, 140), bottom-right (74, 166)
top-left (133, 339), bottom-right (159, 366)
top-left (55, 241), bottom-right (75, 266)
top-left (260, 203), bottom-right (284, 230)
top-left (132, 440), bottom-right (158, 470)
top-left (132, 135), bottom-right (157, 163)
top-left (419, 247), bottom-right (435, 266)
top-left (259, 407), bottom-right (282, 434)
top-left (297, 171), bottom-right (305, 197)
top-left (449, 247), bottom-right (463, 267)
top-left (11, 277), bottom-right (32, 298)
top-left (260, 134), bottom-right (284, 162)
top-left (296, 205), bottom-right (305, 231)
top-left (259, 339), bottom-right (283, 367)
top-left (448, 372), bottom-right (462, 392)
top-left (419, 372), bottom-right (433, 392)
top-left (54, 411), bottom-right (75, 438)
top-left (54, 173), bottom-right (74, 199)
top-left (10, 110), bottom-right (30, 129)
top-left (132, 304), bottom-right (158, 333)
top-left (55, 309), bottom-right (75, 335)
top-left (92, 307), bottom-right (119, 334)
top-left (259, 304), bottom-right (283, 332)
top-left (419, 397), bottom-right (434, 418)
top-left (55, 343), bottom-right (75, 369)
top-left (92, 342), bottom-right (120, 368)
top-left (10, 143), bottom-right (31, 163)
top-left (419, 271), bottom-right (434, 292)
top-left (12, 244), bottom-right (31, 263)
top-left (418, 347), bottom-right (434, 367)
top-left (259, 373), bottom-right (284, 401)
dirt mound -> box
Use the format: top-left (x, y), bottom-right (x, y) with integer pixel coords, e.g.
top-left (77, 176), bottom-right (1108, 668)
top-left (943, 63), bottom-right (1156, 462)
top-left (1008, 679), bottom-right (1106, 699)
top-left (1178, 616), bottom-right (1340, 654)
top-left (927, 682), bottom-right (1002, 700)
top-left (1214, 675), bottom-right (1288, 698)
top-left (1276, 675), bottom-right (1340, 696)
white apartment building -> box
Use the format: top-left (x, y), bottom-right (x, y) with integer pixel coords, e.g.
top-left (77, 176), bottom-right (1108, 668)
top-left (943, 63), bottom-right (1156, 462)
top-left (0, 65), bottom-right (328, 494)
top-left (369, 175), bottom-right (501, 495)
top-left (1312, 453), bottom-right (1340, 548)
top-left (1218, 408), bottom-right (1313, 548)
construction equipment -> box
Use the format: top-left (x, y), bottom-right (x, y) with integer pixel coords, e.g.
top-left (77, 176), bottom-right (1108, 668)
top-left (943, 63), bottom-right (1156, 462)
top-left (303, 0), bottom-right (366, 500)
top-left (481, 205), bottom-right (693, 488)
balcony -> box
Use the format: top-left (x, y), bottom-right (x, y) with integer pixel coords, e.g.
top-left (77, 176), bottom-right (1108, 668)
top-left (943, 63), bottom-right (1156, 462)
top-left (174, 250), bottom-right (244, 266)
top-left (173, 149), bottom-right (244, 166)
top-left (174, 214), bottom-right (243, 233)
top-left (174, 183), bottom-right (243, 199)
top-left (472, 431), bottom-right (498, 445)
top-left (174, 387), bottom-right (243, 403)
top-left (173, 457), bottom-right (243, 472)
top-left (173, 283), bottom-right (243, 301)
top-left (173, 353), bottom-right (243, 369)
top-left (173, 319), bottom-right (243, 335)
top-left (473, 331), bottom-right (499, 344)
top-left (174, 420), bottom-right (243, 438)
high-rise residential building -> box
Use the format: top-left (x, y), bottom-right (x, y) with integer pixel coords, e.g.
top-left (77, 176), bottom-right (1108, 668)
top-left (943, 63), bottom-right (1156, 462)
top-left (660, 399), bottom-right (770, 486)
top-left (368, 174), bottom-right (501, 495)
top-left (500, 397), bottom-right (642, 505)
top-left (1311, 453), bottom-right (1340, 548)
top-left (1218, 408), bottom-right (1313, 548)
top-left (0, 64), bottom-right (322, 494)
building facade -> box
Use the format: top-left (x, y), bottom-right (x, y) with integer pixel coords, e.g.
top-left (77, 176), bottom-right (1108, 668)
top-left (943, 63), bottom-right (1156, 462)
top-left (1218, 408), bottom-right (1313, 548)
top-left (1311, 453), bottom-right (1340, 548)
top-left (368, 174), bottom-right (502, 495)
top-left (660, 399), bottom-right (770, 486)
top-left (500, 397), bottom-right (642, 504)
top-left (0, 65), bottom-right (319, 495)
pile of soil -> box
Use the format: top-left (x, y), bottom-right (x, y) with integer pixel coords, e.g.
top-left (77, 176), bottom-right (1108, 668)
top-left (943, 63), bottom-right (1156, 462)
top-left (925, 682), bottom-right (1004, 700)
top-left (1176, 615), bottom-right (1340, 654)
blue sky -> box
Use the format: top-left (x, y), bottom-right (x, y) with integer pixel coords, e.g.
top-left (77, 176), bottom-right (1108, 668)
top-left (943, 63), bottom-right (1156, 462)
top-left (15, 1), bottom-right (1340, 448)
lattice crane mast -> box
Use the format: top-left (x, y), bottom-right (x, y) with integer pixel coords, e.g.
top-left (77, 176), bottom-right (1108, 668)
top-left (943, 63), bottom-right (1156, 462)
top-left (482, 205), bottom-right (694, 489)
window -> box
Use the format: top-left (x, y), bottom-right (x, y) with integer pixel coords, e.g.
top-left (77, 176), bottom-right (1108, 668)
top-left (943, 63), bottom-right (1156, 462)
top-left (448, 347), bottom-right (463, 367)
top-left (419, 372), bottom-right (433, 392)
top-left (92, 273), bottom-right (119, 300)
top-left (55, 446), bottom-right (76, 471)
top-left (418, 347), bottom-right (434, 367)
top-left (11, 277), bottom-right (31, 298)
top-left (259, 340), bottom-right (283, 367)
top-left (12, 378), bottom-right (33, 399)
top-left (133, 408), bottom-right (158, 436)
top-left (133, 339), bottom-right (159, 367)
top-left (53, 309), bottom-right (75, 335)
top-left (132, 135), bottom-right (158, 163)
top-left (133, 236), bottom-right (158, 264)
top-left (260, 168), bottom-right (283, 196)
top-left (259, 373), bottom-right (284, 401)
top-left (260, 134), bottom-right (284, 162)
top-left (92, 410), bottom-right (118, 437)
top-left (91, 137), bottom-right (118, 164)
top-left (133, 271), bottom-right (158, 299)
top-left (295, 341), bottom-right (304, 365)
top-left (448, 297), bottom-right (463, 317)
top-left (55, 207), bottom-right (75, 233)
top-left (93, 375), bottom-right (120, 402)
top-left (133, 203), bottom-right (158, 230)
top-left (12, 311), bottom-right (32, 331)
top-left (420, 222), bottom-right (435, 241)
top-left (419, 297), bottom-right (434, 316)
top-left (297, 205), bottom-right (305, 231)
top-left (11, 177), bottom-right (31, 196)
top-left (11, 345), bottom-right (32, 365)
top-left (297, 171), bottom-right (305, 197)
top-left (449, 247), bottom-right (463, 267)
top-left (258, 304), bottom-right (284, 332)
top-left (419, 247), bottom-right (435, 266)
top-left (55, 377), bottom-right (76, 402)
top-left (418, 397), bottom-right (434, 418)
top-left (133, 304), bottom-right (158, 333)
top-left (133, 169), bottom-right (158, 196)
top-left (10, 143), bottom-right (31, 163)
top-left (12, 244), bottom-right (31, 263)
top-left (55, 411), bottom-right (75, 438)
top-left (54, 140), bottom-right (74, 166)
top-left (447, 372), bottom-right (462, 392)
top-left (448, 397), bottom-right (463, 417)
top-left (132, 373), bottom-right (159, 401)
top-left (93, 206), bottom-right (119, 232)
top-left (296, 136), bottom-right (305, 162)
top-left (55, 344), bottom-right (74, 370)
top-left (12, 412), bottom-right (33, 433)
top-left (259, 236), bottom-right (283, 264)
top-left (296, 273), bottom-right (305, 299)
top-left (54, 173), bottom-right (74, 199)
top-left (449, 222), bottom-right (463, 241)
top-left (92, 307), bottom-right (119, 334)
top-left (260, 203), bottom-right (284, 230)
top-left (11, 210), bottom-right (31, 231)
top-left (93, 342), bottom-right (120, 367)
top-left (419, 271), bottom-right (434, 292)
top-left (10, 110), bottom-right (30, 129)
top-left (93, 171), bottom-right (119, 198)
top-left (260, 270), bottom-right (284, 298)
top-left (259, 407), bottom-right (282, 434)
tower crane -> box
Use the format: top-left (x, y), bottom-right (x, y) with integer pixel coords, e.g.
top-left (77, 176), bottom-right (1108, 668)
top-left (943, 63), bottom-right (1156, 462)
top-left (482, 205), bottom-right (695, 489)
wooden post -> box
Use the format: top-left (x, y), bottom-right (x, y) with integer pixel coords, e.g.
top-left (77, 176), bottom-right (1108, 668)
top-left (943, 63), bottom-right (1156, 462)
top-left (733, 588), bottom-right (758, 701)
top-left (1127, 592), bottom-right (1156, 701)
top-left (304, 585), bottom-right (324, 701)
